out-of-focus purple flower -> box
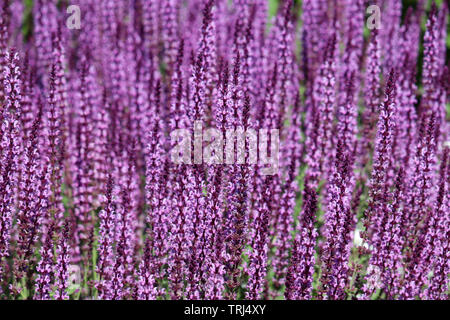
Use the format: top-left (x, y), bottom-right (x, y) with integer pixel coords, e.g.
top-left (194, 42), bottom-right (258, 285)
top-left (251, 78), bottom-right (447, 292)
top-left (380, 0), bottom-right (402, 72)
top-left (336, 72), bottom-right (357, 159)
top-left (0, 4), bottom-right (9, 105)
top-left (161, 0), bottom-right (180, 74)
top-left (271, 0), bottom-right (295, 128)
top-left (394, 14), bottom-right (418, 171)
top-left (300, 0), bottom-right (329, 94)
top-left (359, 30), bottom-right (381, 173)
top-left (33, 0), bottom-right (59, 77)
top-left (421, 4), bottom-right (447, 147)
top-left (192, 0), bottom-right (217, 121)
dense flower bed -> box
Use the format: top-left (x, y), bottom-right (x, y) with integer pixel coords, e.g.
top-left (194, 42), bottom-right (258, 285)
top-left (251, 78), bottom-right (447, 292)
top-left (0, 0), bottom-right (448, 300)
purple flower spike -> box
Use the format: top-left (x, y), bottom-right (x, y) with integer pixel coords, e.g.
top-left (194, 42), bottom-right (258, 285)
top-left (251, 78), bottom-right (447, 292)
top-left (54, 221), bottom-right (70, 300)
top-left (1, 49), bottom-right (22, 284)
top-left (319, 139), bottom-right (355, 300)
top-left (285, 186), bottom-right (318, 300)
top-left (34, 222), bottom-right (55, 300)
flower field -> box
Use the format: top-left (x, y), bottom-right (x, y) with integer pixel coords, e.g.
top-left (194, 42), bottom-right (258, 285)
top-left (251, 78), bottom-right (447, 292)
top-left (0, 0), bottom-right (448, 300)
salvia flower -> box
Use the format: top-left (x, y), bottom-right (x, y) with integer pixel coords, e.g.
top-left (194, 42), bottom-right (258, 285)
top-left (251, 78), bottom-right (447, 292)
top-left (1, 49), bottom-right (22, 283)
top-left (285, 186), bottom-right (318, 300)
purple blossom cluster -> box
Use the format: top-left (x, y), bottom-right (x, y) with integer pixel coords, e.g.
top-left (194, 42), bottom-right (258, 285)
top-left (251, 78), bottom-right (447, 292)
top-left (0, 0), bottom-right (448, 300)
